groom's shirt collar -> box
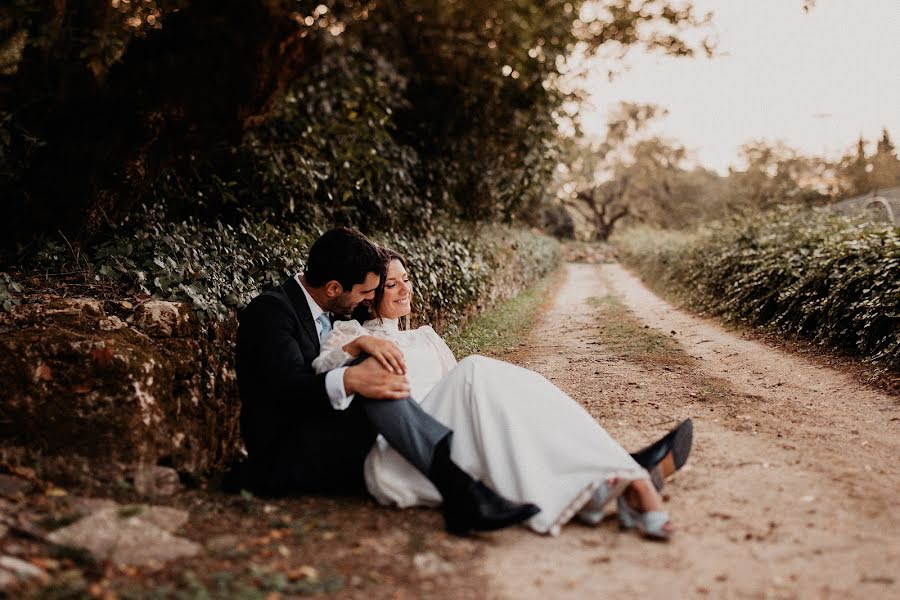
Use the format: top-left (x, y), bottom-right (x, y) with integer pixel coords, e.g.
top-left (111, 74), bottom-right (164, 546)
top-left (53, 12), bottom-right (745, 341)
top-left (294, 273), bottom-right (328, 324)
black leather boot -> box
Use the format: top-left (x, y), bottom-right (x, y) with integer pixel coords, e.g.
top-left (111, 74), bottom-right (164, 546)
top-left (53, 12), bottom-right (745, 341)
top-left (442, 480), bottom-right (541, 536)
top-left (429, 436), bottom-right (540, 535)
top-left (630, 418), bottom-right (693, 491)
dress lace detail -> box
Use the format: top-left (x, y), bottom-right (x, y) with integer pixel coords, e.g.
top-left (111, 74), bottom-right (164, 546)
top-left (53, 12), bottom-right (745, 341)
top-left (311, 320), bottom-right (367, 373)
top-left (360, 319), bottom-right (457, 374)
top-left (362, 318), bottom-right (407, 345)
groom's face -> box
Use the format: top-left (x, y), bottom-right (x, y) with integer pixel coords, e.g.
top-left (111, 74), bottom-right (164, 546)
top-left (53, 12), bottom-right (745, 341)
top-left (327, 271), bottom-right (380, 316)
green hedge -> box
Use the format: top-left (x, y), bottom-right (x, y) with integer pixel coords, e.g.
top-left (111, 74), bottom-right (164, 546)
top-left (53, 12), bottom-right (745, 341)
top-left (379, 227), bottom-right (560, 332)
top-left (24, 205), bottom-right (559, 331)
top-left (616, 208), bottom-right (900, 368)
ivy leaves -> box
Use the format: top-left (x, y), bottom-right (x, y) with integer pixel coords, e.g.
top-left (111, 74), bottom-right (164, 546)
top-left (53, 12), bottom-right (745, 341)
top-left (21, 203), bottom-right (560, 331)
top-left (76, 210), bottom-right (316, 321)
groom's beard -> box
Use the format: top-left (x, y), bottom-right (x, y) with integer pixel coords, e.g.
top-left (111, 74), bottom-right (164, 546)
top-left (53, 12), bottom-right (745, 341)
top-left (329, 296), bottom-right (358, 317)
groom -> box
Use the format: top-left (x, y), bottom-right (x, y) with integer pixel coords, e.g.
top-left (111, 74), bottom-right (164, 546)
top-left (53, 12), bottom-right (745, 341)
top-left (234, 227), bottom-right (539, 534)
top-left (232, 227), bottom-right (692, 535)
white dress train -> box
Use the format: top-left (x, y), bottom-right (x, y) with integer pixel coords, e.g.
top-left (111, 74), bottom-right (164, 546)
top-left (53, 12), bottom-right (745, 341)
top-left (312, 318), bottom-right (649, 535)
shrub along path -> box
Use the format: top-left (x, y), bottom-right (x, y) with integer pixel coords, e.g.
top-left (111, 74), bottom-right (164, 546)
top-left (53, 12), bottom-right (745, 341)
top-left (480, 262), bottom-right (899, 599)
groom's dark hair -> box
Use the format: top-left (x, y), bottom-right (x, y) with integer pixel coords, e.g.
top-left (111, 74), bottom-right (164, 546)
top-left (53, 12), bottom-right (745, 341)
top-left (304, 227), bottom-right (384, 289)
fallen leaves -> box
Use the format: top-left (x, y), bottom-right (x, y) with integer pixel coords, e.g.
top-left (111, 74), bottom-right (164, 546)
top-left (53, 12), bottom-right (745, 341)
top-left (34, 363), bottom-right (53, 382)
top-left (287, 565), bottom-right (318, 582)
top-left (91, 347), bottom-right (114, 367)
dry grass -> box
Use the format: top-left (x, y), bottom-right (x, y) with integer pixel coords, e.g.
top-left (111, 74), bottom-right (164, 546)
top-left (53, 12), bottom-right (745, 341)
top-left (445, 268), bottom-right (565, 359)
top-left (586, 293), bottom-right (732, 403)
top-left (587, 295), bottom-right (693, 367)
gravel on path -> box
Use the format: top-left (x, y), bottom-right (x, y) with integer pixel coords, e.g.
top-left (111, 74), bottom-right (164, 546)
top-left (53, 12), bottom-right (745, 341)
top-left (480, 263), bottom-right (900, 600)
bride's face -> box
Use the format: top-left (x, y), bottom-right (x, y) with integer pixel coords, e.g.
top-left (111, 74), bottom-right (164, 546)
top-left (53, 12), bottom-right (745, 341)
top-left (378, 259), bottom-right (412, 319)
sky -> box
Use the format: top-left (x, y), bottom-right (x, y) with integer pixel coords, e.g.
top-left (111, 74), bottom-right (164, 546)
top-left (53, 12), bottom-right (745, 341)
top-left (578, 0), bottom-right (900, 174)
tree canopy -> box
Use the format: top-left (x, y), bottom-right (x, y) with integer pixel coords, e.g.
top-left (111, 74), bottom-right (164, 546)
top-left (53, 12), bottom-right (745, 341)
top-left (0, 0), bottom-right (712, 262)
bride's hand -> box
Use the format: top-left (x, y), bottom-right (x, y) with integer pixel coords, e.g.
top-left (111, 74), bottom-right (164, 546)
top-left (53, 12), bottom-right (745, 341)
top-left (344, 335), bottom-right (406, 374)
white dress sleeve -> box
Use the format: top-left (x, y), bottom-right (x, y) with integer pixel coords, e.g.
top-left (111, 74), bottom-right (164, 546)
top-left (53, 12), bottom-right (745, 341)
top-left (312, 320), bottom-right (367, 374)
top-left (421, 326), bottom-right (458, 375)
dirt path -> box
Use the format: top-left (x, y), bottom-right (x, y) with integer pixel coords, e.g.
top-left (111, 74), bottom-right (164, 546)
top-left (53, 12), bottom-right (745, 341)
top-left (481, 263), bottom-right (900, 599)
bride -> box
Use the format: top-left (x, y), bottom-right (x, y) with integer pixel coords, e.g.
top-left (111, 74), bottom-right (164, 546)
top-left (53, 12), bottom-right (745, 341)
top-left (313, 249), bottom-right (674, 539)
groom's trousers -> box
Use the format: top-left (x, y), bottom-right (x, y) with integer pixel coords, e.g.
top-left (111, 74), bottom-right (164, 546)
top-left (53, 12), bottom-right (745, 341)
top-left (228, 376), bottom-right (450, 495)
top-left (359, 395), bottom-right (451, 475)
top-left (352, 354), bottom-right (452, 475)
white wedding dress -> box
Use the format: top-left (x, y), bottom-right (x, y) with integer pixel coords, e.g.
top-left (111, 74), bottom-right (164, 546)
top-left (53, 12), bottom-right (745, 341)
top-left (312, 318), bottom-right (649, 535)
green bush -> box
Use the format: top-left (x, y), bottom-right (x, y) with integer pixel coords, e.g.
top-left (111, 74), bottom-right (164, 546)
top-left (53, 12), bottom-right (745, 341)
top-left (380, 226), bottom-right (561, 332)
top-left (617, 208), bottom-right (900, 369)
top-left (22, 205), bottom-right (559, 330)
top-left (22, 205), bottom-right (317, 321)
top-left (149, 45), bottom-right (426, 234)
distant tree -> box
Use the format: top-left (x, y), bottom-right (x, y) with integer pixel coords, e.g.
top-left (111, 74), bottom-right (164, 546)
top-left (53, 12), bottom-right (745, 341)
top-left (552, 102), bottom-right (734, 235)
top-left (599, 103), bottom-right (669, 160)
top-left (550, 102), bottom-right (661, 238)
top-left (871, 128), bottom-right (900, 191)
top-left (724, 141), bottom-right (830, 214)
top-left (610, 138), bottom-right (685, 224)
top-left (838, 137), bottom-right (872, 196)
top-left (566, 181), bottom-right (630, 241)
top-left (555, 105), bottom-right (855, 237)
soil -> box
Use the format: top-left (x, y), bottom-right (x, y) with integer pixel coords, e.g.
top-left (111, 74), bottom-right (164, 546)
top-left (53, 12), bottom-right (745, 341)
top-left (3, 470), bottom-right (490, 599)
top-left (4, 261), bottom-right (898, 599)
top-left (481, 262), bottom-right (900, 599)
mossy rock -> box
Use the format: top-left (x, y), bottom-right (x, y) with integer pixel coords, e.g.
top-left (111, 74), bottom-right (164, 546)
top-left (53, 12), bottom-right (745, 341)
top-left (0, 297), bottom-right (241, 480)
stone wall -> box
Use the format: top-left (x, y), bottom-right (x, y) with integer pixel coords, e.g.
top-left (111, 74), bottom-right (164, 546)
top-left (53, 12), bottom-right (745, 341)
top-left (0, 297), bottom-right (240, 483)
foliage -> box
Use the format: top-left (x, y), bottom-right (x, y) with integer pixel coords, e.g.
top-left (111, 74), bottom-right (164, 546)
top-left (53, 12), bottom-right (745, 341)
top-left (871, 129), bottom-right (900, 191)
top-left (540, 202), bottom-right (577, 239)
top-left (30, 206), bottom-right (313, 321)
top-left (152, 43), bottom-right (425, 232)
top-left (373, 224), bottom-right (560, 331)
top-left (616, 209), bottom-right (900, 369)
top-left (337, 0), bottom-right (712, 224)
top-left (1, 0), bottom-right (317, 253)
top-left (136, 1), bottom-right (715, 236)
top-left (22, 205), bottom-right (559, 329)
top-left (724, 141), bottom-right (832, 212)
top-left (0, 0), bottom-right (712, 257)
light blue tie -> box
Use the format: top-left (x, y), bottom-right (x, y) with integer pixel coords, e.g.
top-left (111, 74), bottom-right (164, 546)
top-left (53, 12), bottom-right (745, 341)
top-left (317, 312), bottom-right (332, 342)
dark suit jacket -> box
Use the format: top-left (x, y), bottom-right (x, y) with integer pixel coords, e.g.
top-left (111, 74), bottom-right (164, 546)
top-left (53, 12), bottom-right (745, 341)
top-left (235, 276), bottom-right (376, 494)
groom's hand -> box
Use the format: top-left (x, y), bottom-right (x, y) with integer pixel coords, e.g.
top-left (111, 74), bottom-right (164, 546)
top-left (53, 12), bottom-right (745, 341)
top-left (344, 357), bottom-right (411, 400)
top-left (343, 335), bottom-right (406, 374)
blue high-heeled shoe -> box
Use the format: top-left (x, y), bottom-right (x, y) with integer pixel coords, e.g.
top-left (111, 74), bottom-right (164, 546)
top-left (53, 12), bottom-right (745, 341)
top-left (575, 477), bottom-right (629, 526)
top-left (617, 496), bottom-right (672, 540)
